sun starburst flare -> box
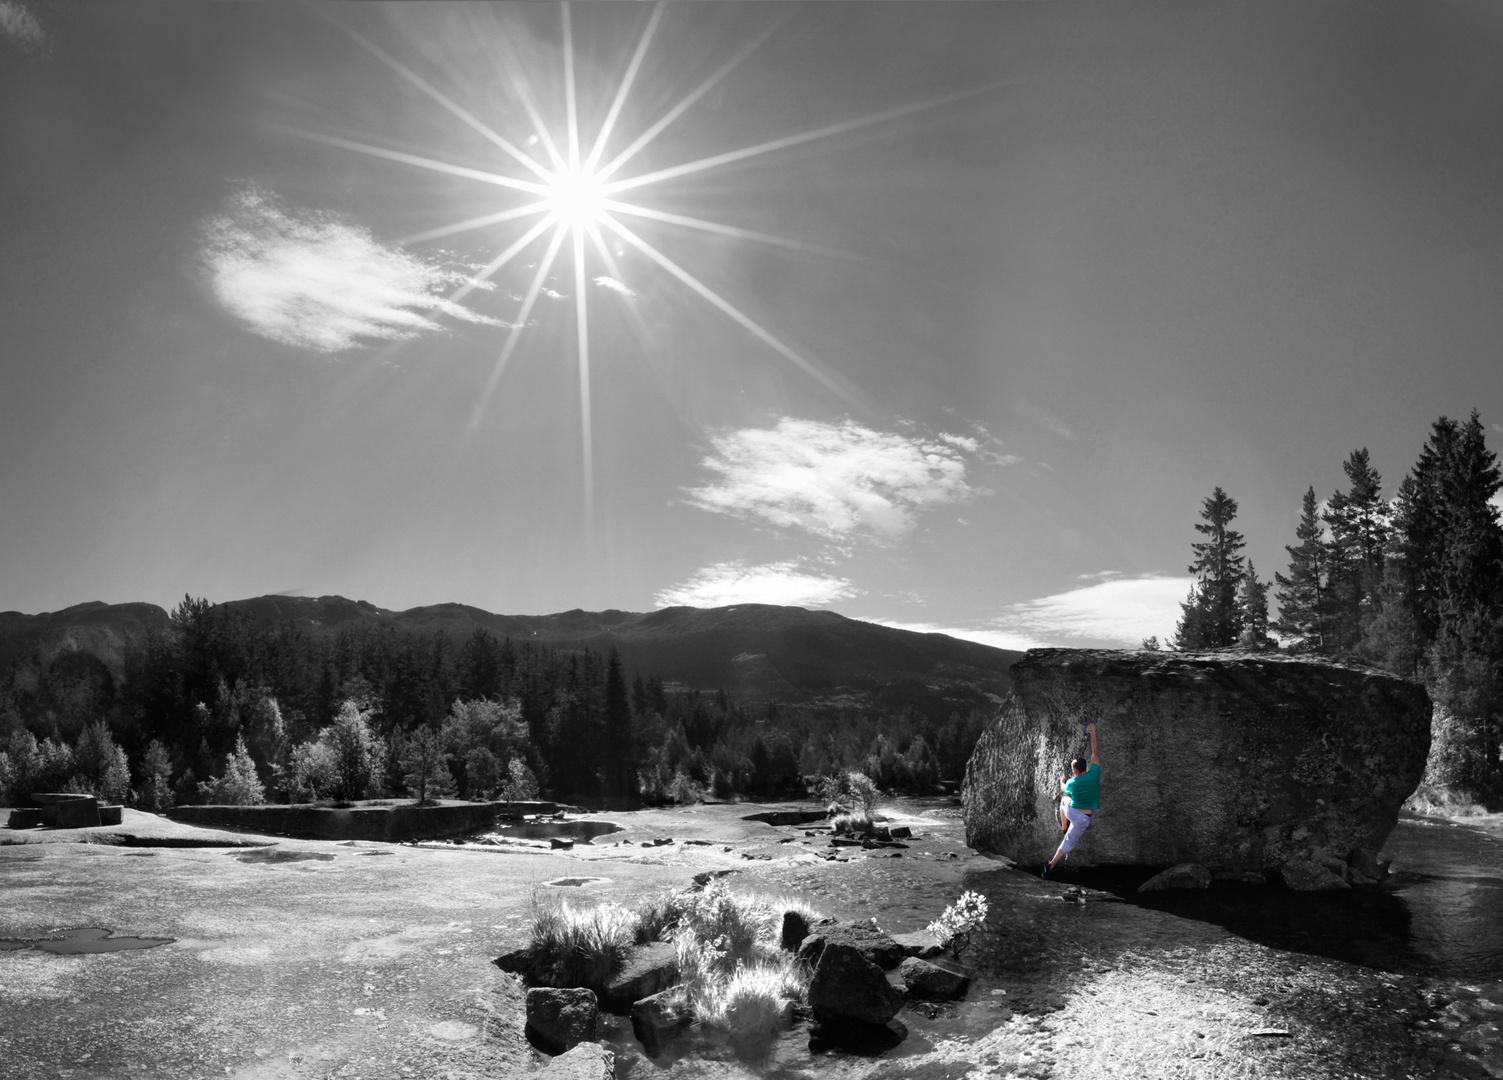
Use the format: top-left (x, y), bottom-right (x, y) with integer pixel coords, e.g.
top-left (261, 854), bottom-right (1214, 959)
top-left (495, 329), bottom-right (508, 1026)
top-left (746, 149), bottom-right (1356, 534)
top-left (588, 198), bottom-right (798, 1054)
top-left (286, 3), bottom-right (997, 520)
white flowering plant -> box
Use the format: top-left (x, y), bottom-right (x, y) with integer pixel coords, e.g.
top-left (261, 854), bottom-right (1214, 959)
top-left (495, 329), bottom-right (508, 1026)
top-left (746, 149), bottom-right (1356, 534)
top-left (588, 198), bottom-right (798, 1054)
top-left (925, 890), bottom-right (989, 960)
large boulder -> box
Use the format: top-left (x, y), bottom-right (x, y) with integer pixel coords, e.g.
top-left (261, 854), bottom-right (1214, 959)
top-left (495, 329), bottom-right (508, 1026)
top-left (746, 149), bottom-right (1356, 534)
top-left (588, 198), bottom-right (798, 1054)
top-left (963, 650), bottom-right (1430, 876)
top-left (795, 922), bottom-right (905, 970)
top-left (525, 987), bottom-right (599, 1055)
top-left (807, 942), bottom-right (904, 1026)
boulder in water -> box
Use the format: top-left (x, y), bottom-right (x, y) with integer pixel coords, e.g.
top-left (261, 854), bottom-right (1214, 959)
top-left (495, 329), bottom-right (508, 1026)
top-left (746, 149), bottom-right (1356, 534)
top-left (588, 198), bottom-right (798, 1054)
top-left (963, 649), bottom-right (1431, 880)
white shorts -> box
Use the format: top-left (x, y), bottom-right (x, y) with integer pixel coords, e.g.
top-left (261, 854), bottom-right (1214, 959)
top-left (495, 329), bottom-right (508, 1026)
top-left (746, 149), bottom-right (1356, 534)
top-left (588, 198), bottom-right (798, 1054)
top-left (1057, 799), bottom-right (1093, 855)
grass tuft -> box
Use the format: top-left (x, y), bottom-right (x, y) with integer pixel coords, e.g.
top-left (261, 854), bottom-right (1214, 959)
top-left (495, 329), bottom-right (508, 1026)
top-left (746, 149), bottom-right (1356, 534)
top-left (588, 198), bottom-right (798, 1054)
top-left (527, 896), bottom-right (637, 991)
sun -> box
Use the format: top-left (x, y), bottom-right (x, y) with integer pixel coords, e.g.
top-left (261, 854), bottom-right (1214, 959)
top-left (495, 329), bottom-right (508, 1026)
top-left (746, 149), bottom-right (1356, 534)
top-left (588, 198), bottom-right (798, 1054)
top-left (284, 4), bottom-right (991, 521)
top-left (545, 165), bottom-right (608, 233)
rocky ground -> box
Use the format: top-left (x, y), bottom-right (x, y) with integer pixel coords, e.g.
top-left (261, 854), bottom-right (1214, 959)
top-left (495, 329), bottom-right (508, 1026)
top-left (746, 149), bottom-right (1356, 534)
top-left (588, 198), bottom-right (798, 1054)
top-left (1, 802), bottom-right (1496, 1079)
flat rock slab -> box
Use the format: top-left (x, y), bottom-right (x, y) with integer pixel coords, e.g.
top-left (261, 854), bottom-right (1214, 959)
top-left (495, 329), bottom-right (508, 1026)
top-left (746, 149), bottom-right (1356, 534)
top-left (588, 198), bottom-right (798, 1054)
top-left (542, 1043), bottom-right (614, 1079)
top-left (891, 929), bottom-right (945, 959)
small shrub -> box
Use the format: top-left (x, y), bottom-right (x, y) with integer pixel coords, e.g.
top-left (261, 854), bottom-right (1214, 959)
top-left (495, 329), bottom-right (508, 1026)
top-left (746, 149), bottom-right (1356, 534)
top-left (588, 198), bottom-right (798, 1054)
top-left (926, 890), bottom-right (989, 960)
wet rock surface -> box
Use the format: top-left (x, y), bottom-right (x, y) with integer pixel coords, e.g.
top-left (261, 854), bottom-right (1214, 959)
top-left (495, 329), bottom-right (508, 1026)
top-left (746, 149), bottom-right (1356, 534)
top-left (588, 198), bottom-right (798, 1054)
top-left (964, 649), bottom-right (1432, 876)
top-left (1138, 862), bottom-right (1213, 892)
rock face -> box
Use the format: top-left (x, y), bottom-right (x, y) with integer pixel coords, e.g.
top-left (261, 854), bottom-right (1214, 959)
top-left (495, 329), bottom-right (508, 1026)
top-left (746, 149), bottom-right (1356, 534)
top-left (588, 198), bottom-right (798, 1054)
top-left (806, 943), bottom-right (904, 1026)
top-left (963, 650), bottom-right (1431, 878)
top-left (525, 987), bottom-right (599, 1055)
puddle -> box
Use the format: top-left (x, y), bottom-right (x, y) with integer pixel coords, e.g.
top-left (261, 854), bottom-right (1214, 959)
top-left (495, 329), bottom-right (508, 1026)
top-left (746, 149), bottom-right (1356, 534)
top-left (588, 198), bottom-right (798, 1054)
top-left (230, 849), bottom-right (336, 864)
top-left (0, 928), bottom-right (174, 954)
top-left (491, 821), bottom-right (622, 843)
top-left (543, 877), bottom-right (611, 888)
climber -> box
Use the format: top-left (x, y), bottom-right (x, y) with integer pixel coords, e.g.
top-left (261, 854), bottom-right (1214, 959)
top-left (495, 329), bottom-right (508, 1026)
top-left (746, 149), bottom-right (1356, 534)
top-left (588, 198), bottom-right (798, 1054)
top-left (1042, 721), bottom-right (1100, 877)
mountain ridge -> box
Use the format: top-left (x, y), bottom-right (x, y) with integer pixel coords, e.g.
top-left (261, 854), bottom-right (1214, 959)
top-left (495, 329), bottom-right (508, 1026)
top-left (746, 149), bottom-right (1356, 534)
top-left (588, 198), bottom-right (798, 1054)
top-left (1, 595), bottom-right (1022, 718)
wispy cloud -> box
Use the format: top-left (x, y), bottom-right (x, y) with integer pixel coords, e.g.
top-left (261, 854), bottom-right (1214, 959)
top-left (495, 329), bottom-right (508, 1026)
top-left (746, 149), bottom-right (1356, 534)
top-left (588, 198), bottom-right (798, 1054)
top-left (991, 572), bottom-right (1192, 647)
top-left (655, 560), bottom-right (856, 609)
top-left (594, 276), bottom-right (636, 298)
top-left (200, 185), bottom-right (501, 353)
top-left (686, 418), bottom-right (990, 542)
top-left (0, 1), bottom-right (45, 53)
top-left (871, 620), bottom-right (1045, 652)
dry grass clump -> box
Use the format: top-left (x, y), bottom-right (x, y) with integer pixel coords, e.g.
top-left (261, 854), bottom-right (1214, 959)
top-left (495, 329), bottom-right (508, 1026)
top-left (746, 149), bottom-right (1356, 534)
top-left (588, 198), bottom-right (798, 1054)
top-left (528, 896), bottom-right (637, 991)
top-left (634, 882), bottom-right (789, 958)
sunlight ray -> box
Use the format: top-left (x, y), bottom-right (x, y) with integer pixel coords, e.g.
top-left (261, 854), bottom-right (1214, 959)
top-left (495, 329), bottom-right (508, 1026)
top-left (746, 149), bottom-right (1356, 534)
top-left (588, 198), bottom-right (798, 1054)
top-left (276, 126), bottom-right (549, 194)
top-left (603, 213), bottom-right (848, 400)
top-left (604, 83), bottom-right (1002, 195)
top-left (446, 212), bottom-right (559, 307)
top-left (562, 4), bottom-right (581, 172)
top-left (601, 200), bottom-right (844, 257)
top-left (400, 201), bottom-right (551, 245)
top-left (595, 14), bottom-right (791, 184)
top-left (323, 14), bottom-right (553, 182)
top-left (587, 221), bottom-right (662, 370)
top-left (583, 3), bottom-right (664, 174)
top-left (572, 225), bottom-right (594, 524)
top-left (469, 224), bottom-right (569, 429)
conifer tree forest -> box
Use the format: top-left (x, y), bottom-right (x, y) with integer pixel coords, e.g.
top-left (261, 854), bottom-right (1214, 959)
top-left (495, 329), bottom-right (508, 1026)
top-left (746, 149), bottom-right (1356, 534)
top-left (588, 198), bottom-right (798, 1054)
top-left (1171, 410), bottom-right (1503, 806)
top-left (0, 598), bottom-right (983, 810)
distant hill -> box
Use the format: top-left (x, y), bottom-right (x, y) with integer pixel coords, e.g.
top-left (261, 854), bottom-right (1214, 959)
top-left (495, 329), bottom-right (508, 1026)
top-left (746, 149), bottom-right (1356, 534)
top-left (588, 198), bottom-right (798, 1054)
top-left (0, 595), bottom-right (1022, 718)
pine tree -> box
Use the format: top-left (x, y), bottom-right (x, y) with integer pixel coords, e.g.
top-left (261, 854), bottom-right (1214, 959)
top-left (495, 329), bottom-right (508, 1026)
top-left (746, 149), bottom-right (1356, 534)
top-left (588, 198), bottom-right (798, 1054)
top-left (1174, 487), bottom-right (1246, 649)
top-left (1273, 486), bottom-right (1330, 652)
top-left (1237, 562), bottom-right (1275, 650)
top-left (1324, 449), bottom-right (1391, 652)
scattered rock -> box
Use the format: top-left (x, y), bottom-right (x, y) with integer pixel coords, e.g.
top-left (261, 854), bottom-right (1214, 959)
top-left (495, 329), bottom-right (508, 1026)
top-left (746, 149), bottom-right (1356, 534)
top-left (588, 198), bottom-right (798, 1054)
top-left (550, 838), bottom-right (574, 850)
top-left (690, 870), bottom-right (737, 889)
top-left (890, 929), bottom-right (944, 959)
top-left (601, 940), bottom-right (678, 1014)
top-left (889, 826), bottom-right (912, 840)
top-left (781, 910), bottom-right (811, 953)
top-left (807, 942), bottom-right (904, 1026)
top-left (899, 956), bottom-right (972, 1001)
top-left (630, 988), bottom-right (692, 1058)
top-left (1138, 863), bottom-right (1213, 892)
top-left (525, 987), bottom-right (599, 1055)
top-left (830, 838), bottom-right (863, 848)
top-left (796, 921), bottom-right (904, 970)
top-left (541, 1042), bottom-right (614, 1079)
top-left (1280, 858), bottom-right (1351, 892)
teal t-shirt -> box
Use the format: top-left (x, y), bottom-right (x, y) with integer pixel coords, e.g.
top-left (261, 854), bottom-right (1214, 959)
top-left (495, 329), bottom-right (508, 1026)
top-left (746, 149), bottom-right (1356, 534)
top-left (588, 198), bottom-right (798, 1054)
top-left (1063, 762), bottom-right (1101, 811)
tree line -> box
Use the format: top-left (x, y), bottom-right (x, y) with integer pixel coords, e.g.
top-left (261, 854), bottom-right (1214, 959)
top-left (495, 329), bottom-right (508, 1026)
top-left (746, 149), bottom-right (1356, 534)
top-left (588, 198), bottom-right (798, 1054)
top-left (1166, 410), bottom-right (1503, 805)
top-left (0, 602), bottom-right (984, 809)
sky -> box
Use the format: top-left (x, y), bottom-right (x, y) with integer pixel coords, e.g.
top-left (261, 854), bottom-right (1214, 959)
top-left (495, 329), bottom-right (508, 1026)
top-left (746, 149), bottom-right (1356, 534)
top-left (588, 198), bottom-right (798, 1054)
top-left (2, 1), bottom-right (1502, 650)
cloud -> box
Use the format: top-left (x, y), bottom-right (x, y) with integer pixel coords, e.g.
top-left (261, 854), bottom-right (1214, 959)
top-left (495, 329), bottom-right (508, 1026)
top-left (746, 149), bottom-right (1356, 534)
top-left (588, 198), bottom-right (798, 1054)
top-left (870, 620), bottom-right (1046, 652)
top-left (0, 1), bottom-right (45, 53)
top-left (686, 418), bottom-right (987, 541)
top-left (655, 561), bottom-right (856, 609)
top-left (594, 276), bottom-right (636, 298)
top-left (200, 185), bottom-right (501, 353)
top-left (991, 573), bottom-right (1193, 647)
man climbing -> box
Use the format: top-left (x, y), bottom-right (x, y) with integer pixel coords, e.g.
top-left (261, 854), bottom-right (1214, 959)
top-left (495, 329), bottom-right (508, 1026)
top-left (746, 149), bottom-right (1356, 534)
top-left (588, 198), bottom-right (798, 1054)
top-left (1042, 721), bottom-right (1100, 877)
